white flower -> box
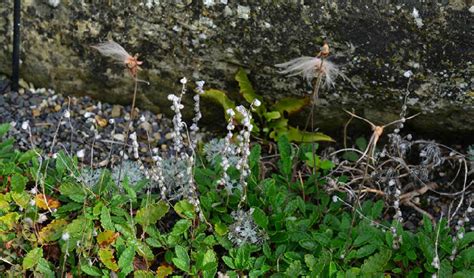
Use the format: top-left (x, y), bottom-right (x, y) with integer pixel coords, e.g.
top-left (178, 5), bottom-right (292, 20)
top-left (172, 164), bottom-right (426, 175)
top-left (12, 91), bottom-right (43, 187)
top-left (196, 80), bottom-right (205, 89)
top-left (64, 110), bottom-right (70, 118)
top-left (21, 121), bottom-right (30, 130)
top-left (62, 232), bottom-right (70, 241)
top-left (412, 8), bottom-right (423, 28)
top-left (180, 77), bottom-right (188, 84)
top-left (403, 70), bottom-right (413, 78)
top-left (332, 195), bottom-right (339, 203)
top-left (253, 99), bottom-right (261, 107)
top-left (37, 213), bottom-right (48, 224)
top-left (76, 149), bottom-right (85, 158)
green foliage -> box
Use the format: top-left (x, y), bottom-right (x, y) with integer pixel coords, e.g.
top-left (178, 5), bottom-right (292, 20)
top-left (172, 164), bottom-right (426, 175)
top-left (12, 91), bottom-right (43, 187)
top-left (203, 68), bottom-right (333, 142)
top-left (0, 127), bottom-right (472, 277)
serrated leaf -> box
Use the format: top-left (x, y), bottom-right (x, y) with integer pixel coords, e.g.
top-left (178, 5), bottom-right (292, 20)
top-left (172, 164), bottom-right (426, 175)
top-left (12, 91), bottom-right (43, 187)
top-left (134, 270), bottom-right (155, 278)
top-left (360, 249), bottom-right (392, 274)
top-left (11, 191), bottom-right (30, 208)
top-left (18, 149), bottom-right (38, 164)
top-left (171, 219), bottom-right (192, 236)
top-left (174, 200), bottom-right (195, 219)
top-left (0, 123), bottom-right (10, 136)
top-left (38, 219), bottom-right (68, 243)
top-left (118, 246), bottom-right (135, 275)
top-left (100, 206), bottom-right (115, 231)
top-left (97, 230), bottom-right (119, 248)
top-left (252, 207), bottom-right (268, 229)
top-left (172, 245), bottom-right (190, 272)
top-left (135, 200), bottom-right (169, 227)
top-left (35, 194), bottom-right (61, 210)
top-left (356, 244), bottom-right (378, 258)
top-left (0, 212), bottom-right (20, 230)
top-left (156, 265), bottom-right (174, 278)
top-left (36, 258), bottom-right (54, 277)
top-left (81, 264), bottom-right (102, 276)
top-left (59, 182), bottom-right (86, 202)
top-left (98, 247), bottom-right (119, 271)
top-left (11, 174), bottom-right (27, 193)
top-left (23, 247), bottom-right (43, 270)
top-left (277, 135), bottom-right (292, 178)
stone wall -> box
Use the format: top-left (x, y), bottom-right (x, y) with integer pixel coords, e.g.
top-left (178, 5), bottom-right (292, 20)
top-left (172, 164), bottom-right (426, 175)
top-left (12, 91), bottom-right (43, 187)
top-left (1, 0), bottom-right (473, 140)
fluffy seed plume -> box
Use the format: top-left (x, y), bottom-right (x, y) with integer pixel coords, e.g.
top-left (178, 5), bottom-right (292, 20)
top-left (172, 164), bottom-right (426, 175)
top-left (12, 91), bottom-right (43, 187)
top-left (91, 40), bottom-right (142, 78)
top-left (275, 56), bottom-right (344, 88)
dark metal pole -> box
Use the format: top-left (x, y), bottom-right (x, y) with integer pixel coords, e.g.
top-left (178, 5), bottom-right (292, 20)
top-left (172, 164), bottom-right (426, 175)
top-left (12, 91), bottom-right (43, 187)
top-left (11, 0), bottom-right (21, 92)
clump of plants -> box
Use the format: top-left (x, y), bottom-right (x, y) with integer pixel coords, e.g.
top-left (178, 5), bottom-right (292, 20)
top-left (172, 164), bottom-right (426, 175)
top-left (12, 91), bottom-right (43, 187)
top-left (1, 41), bottom-right (472, 278)
top-left (203, 68), bottom-right (334, 142)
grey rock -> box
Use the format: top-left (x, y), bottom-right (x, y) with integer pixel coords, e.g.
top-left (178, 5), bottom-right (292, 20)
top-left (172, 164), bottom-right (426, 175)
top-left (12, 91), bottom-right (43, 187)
top-left (0, 1), bottom-right (472, 140)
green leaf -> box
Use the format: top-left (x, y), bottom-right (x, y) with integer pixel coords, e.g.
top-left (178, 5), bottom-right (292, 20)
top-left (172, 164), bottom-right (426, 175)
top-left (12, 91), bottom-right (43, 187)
top-left (286, 126), bottom-right (334, 143)
top-left (214, 222), bottom-right (228, 236)
top-left (23, 247), bottom-right (43, 270)
top-left (235, 68), bottom-right (263, 109)
top-left (11, 191), bottom-right (30, 208)
top-left (319, 159), bottom-right (334, 170)
top-left (98, 247), bottom-right (119, 272)
top-left (360, 249), bottom-right (392, 274)
top-left (36, 258), bottom-right (54, 277)
top-left (134, 270), bottom-right (156, 278)
top-left (272, 96), bottom-right (310, 115)
top-left (222, 256), bottom-right (235, 269)
top-left (0, 123), bottom-right (10, 137)
top-left (356, 244), bottom-right (378, 258)
top-left (135, 200), bottom-right (169, 227)
top-left (355, 137), bottom-right (368, 151)
top-left (100, 206), bottom-right (115, 231)
top-left (263, 111), bottom-right (281, 121)
top-left (38, 219), bottom-right (68, 243)
top-left (59, 182), bottom-right (86, 202)
top-left (11, 174), bottom-right (27, 193)
top-left (277, 135), bottom-right (292, 178)
top-left (81, 263), bottom-right (102, 276)
top-left (18, 149), bottom-right (38, 164)
top-left (171, 219), bottom-right (192, 236)
top-left (174, 200), bottom-right (196, 219)
top-left (252, 207), bottom-right (268, 229)
top-left (202, 89), bottom-right (236, 120)
top-left (172, 245), bottom-right (190, 272)
top-left (118, 246), bottom-right (135, 275)
top-left (122, 179), bottom-right (137, 202)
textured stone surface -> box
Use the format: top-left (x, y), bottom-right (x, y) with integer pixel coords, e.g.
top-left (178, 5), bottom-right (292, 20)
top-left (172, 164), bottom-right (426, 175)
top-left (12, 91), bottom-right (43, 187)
top-left (0, 1), bottom-right (473, 139)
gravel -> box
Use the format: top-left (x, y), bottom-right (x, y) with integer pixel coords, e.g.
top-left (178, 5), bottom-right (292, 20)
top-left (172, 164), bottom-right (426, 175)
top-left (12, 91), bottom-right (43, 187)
top-left (0, 88), bottom-right (177, 168)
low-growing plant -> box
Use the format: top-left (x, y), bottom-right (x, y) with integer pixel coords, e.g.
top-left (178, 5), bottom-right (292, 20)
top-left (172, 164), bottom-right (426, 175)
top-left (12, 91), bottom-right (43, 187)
top-left (203, 68), bottom-right (333, 143)
top-left (1, 123), bottom-right (473, 277)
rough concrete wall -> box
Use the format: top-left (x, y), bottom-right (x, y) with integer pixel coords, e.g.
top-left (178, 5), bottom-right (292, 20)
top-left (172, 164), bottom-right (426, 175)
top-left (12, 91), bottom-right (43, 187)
top-left (0, 0), bottom-right (473, 139)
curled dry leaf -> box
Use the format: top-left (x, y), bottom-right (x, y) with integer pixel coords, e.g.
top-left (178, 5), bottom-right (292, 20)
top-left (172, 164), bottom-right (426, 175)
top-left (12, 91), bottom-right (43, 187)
top-left (35, 194), bottom-right (61, 210)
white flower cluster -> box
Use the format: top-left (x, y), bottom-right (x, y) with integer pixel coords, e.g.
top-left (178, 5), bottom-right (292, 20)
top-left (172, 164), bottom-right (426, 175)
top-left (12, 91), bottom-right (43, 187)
top-left (219, 109), bottom-right (237, 192)
top-left (168, 94), bottom-right (185, 155)
top-left (190, 81), bottom-right (205, 149)
top-left (129, 132), bottom-right (139, 159)
top-left (147, 148), bottom-right (166, 199)
top-left (450, 201), bottom-right (472, 261)
top-left (235, 105), bottom-right (254, 204)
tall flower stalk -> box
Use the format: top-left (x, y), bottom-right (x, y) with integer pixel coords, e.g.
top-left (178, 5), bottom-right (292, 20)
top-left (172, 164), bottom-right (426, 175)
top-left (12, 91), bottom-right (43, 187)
top-left (91, 40), bottom-right (148, 183)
